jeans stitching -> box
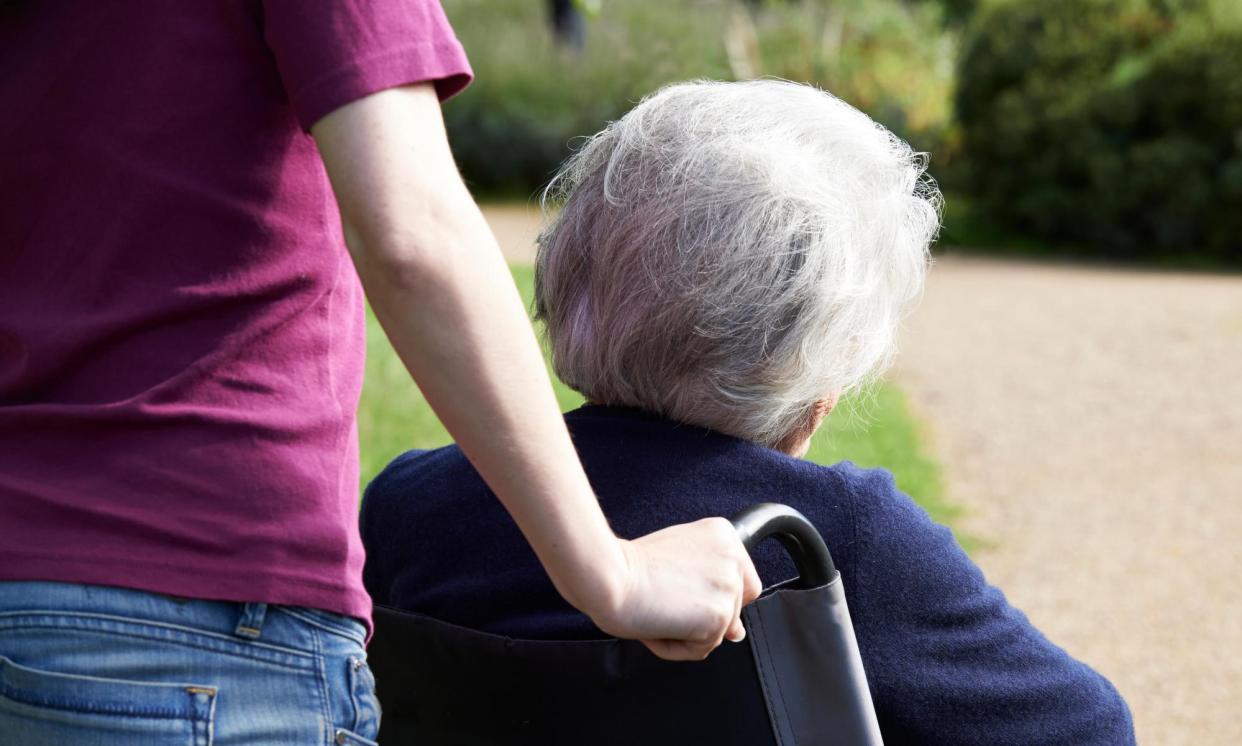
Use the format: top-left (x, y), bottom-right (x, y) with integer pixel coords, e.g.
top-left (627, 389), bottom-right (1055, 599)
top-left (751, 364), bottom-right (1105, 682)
top-left (0, 615), bottom-right (314, 672)
top-left (193, 689), bottom-right (217, 746)
top-left (309, 625), bottom-right (334, 746)
top-left (0, 659), bottom-right (202, 720)
top-left (277, 607), bottom-right (365, 646)
top-left (347, 658), bottom-right (379, 739)
top-left (0, 684), bottom-right (195, 720)
top-left (345, 657), bottom-right (360, 734)
top-left (0, 610), bottom-right (314, 658)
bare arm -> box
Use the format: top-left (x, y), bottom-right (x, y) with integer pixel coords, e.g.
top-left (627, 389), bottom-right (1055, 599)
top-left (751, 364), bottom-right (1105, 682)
top-left (312, 83), bottom-right (760, 660)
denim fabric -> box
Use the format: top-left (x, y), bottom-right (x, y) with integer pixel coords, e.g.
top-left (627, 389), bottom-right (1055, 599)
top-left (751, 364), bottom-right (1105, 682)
top-left (0, 581), bottom-right (380, 745)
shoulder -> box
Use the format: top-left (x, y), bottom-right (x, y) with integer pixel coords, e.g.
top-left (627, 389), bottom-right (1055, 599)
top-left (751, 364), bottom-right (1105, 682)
top-left (822, 459), bottom-right (929, 530)
top-left (365, 446), bottom-right (460, 490)
top-left (776, 459), bottom-right (957, 589)
top-left (363, 445), bottom-right (479, 504)
top-left (359, 445), bottom-right (484, 550)
top-left (767, 456), bottom-right (905, 516)
top-left (706, 454), bottom-right (892, 588)
top-left (820, 460), bottom-right (969, 590)
top-left (360, 444), bottom-right (499, 607)
top-left (361, 448), bottom-right (433, 523)
top-left (763, 458), bottom-right (917, 553)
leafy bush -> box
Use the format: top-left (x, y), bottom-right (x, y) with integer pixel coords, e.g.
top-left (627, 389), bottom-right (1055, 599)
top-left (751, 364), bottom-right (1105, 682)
top-left (441, 0), bottom-right (957, 196)
top-left (955, 0), bottom-right (1242, 264)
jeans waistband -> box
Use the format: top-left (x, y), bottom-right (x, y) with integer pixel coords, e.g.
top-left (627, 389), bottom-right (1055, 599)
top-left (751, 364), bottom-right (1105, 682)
top-left (0, 581), bottom-right (366, 652)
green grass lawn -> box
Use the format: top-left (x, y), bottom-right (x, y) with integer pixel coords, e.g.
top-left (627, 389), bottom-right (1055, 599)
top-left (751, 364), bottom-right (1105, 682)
top-left (358, 263), bottom-right (957, 529)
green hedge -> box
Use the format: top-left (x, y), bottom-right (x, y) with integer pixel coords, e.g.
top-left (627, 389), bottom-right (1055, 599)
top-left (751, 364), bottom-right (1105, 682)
top-left (955, 0), bottom-right (1242, 264)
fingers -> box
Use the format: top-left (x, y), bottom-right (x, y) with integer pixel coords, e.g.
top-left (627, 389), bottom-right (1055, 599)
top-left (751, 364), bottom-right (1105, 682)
top-left (710, 517), bottom-right (762, 604)
top-left (691, 520), bottom-right (758, 649)
top-left (657, 539), bottom-right (757, 653)
top-left (723, 560), bottom-right (749, 643)
top-left (608, 516), bottom-right (765, 663)
top-left (726, 528), bottom-right (762, 643)
top-left (740, 552), bottom-right (763, 605)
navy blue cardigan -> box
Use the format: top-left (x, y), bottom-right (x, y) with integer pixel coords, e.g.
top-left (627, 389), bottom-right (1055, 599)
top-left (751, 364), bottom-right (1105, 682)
top-left (361, 405), bottom-right (1134, 745)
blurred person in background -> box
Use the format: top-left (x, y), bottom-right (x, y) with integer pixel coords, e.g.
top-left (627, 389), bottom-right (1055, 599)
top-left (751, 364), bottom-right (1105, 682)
top-left (362, 79), bottom-right (1136, 745)
top-left (0, 2), bottom-right (759, 742)
top-left (548, 0), bottom-right (586, 49)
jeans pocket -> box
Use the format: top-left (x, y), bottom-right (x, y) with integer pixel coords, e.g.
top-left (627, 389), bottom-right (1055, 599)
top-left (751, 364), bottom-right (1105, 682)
top-left (346, 655), bottom-right (381, 738)
top-left (0, 655), bottom-right (216, 746)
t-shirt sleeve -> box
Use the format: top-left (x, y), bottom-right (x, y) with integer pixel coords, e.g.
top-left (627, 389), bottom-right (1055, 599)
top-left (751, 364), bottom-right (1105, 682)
top-left (262, 0), bottom-right (473, 131)
top-left (842, 466), bottom-right (1136, 745)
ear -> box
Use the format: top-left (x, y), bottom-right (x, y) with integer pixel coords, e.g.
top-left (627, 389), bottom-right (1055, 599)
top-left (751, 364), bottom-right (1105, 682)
top-left (814, 393), bottom-right (839, 422)
top-left (774, 394), bottom-right (839, 456)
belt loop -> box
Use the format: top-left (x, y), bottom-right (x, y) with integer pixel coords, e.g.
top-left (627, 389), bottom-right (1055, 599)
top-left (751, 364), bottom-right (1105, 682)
top-left (234, 603), bottom-right (268, 639)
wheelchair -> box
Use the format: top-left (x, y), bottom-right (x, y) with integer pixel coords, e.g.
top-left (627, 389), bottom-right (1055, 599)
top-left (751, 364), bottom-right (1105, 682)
top-left (368, 503), bottom-right (883, 745)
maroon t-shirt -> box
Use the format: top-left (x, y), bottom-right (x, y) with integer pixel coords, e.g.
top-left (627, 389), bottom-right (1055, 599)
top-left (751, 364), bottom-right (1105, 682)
top-left (0, 1), bottom-right (471, 623)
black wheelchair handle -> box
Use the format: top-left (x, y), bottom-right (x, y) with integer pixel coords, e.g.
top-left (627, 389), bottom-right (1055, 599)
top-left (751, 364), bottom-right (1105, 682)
top-left (731, 503), bottom-right (838, 589)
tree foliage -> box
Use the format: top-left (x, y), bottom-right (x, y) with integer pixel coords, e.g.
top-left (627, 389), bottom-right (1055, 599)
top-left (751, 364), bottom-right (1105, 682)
top-left (956, 0), bottom-right (1242, 263)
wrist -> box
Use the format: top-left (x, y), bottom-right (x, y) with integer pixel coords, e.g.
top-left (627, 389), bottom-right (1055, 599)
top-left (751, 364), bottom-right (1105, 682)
top-left (556, 527), bottom-right (631, 625)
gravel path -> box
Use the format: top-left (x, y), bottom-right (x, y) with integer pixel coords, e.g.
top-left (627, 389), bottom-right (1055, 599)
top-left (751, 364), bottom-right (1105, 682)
top-left (485, 206), bottom-right (1242, 744)
top-left (896, 254), bottom-right (1242, 746)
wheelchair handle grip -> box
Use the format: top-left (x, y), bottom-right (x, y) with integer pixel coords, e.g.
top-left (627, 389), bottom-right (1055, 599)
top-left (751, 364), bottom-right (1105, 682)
top-left (731, 503), bottom-right (838, 589)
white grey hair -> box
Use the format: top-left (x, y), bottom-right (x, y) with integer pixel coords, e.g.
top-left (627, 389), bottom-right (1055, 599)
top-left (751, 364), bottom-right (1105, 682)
top-left (536, 79), bottom-right (940, 449)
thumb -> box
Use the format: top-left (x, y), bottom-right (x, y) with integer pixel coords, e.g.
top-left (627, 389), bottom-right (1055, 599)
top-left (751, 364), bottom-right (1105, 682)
top-left (642, 638), bottom-right (716, 662)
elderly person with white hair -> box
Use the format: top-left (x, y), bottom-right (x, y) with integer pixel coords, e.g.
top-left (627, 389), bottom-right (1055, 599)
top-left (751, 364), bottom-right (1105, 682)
top-left (361, 80), bottom-right (1134, 744)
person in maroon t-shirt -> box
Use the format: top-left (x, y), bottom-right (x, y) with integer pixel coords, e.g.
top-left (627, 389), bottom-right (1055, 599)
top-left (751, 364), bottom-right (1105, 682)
top-left (0, 2), bottom-right (758, 742)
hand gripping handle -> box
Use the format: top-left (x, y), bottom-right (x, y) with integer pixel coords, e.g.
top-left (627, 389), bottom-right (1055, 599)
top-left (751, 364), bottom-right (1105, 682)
top-left (731, 503), bottom-right (838, 589)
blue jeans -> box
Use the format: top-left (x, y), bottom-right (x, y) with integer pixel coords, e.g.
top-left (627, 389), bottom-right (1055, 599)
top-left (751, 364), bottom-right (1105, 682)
top-left (0, 581), bottom-right (380, 745)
